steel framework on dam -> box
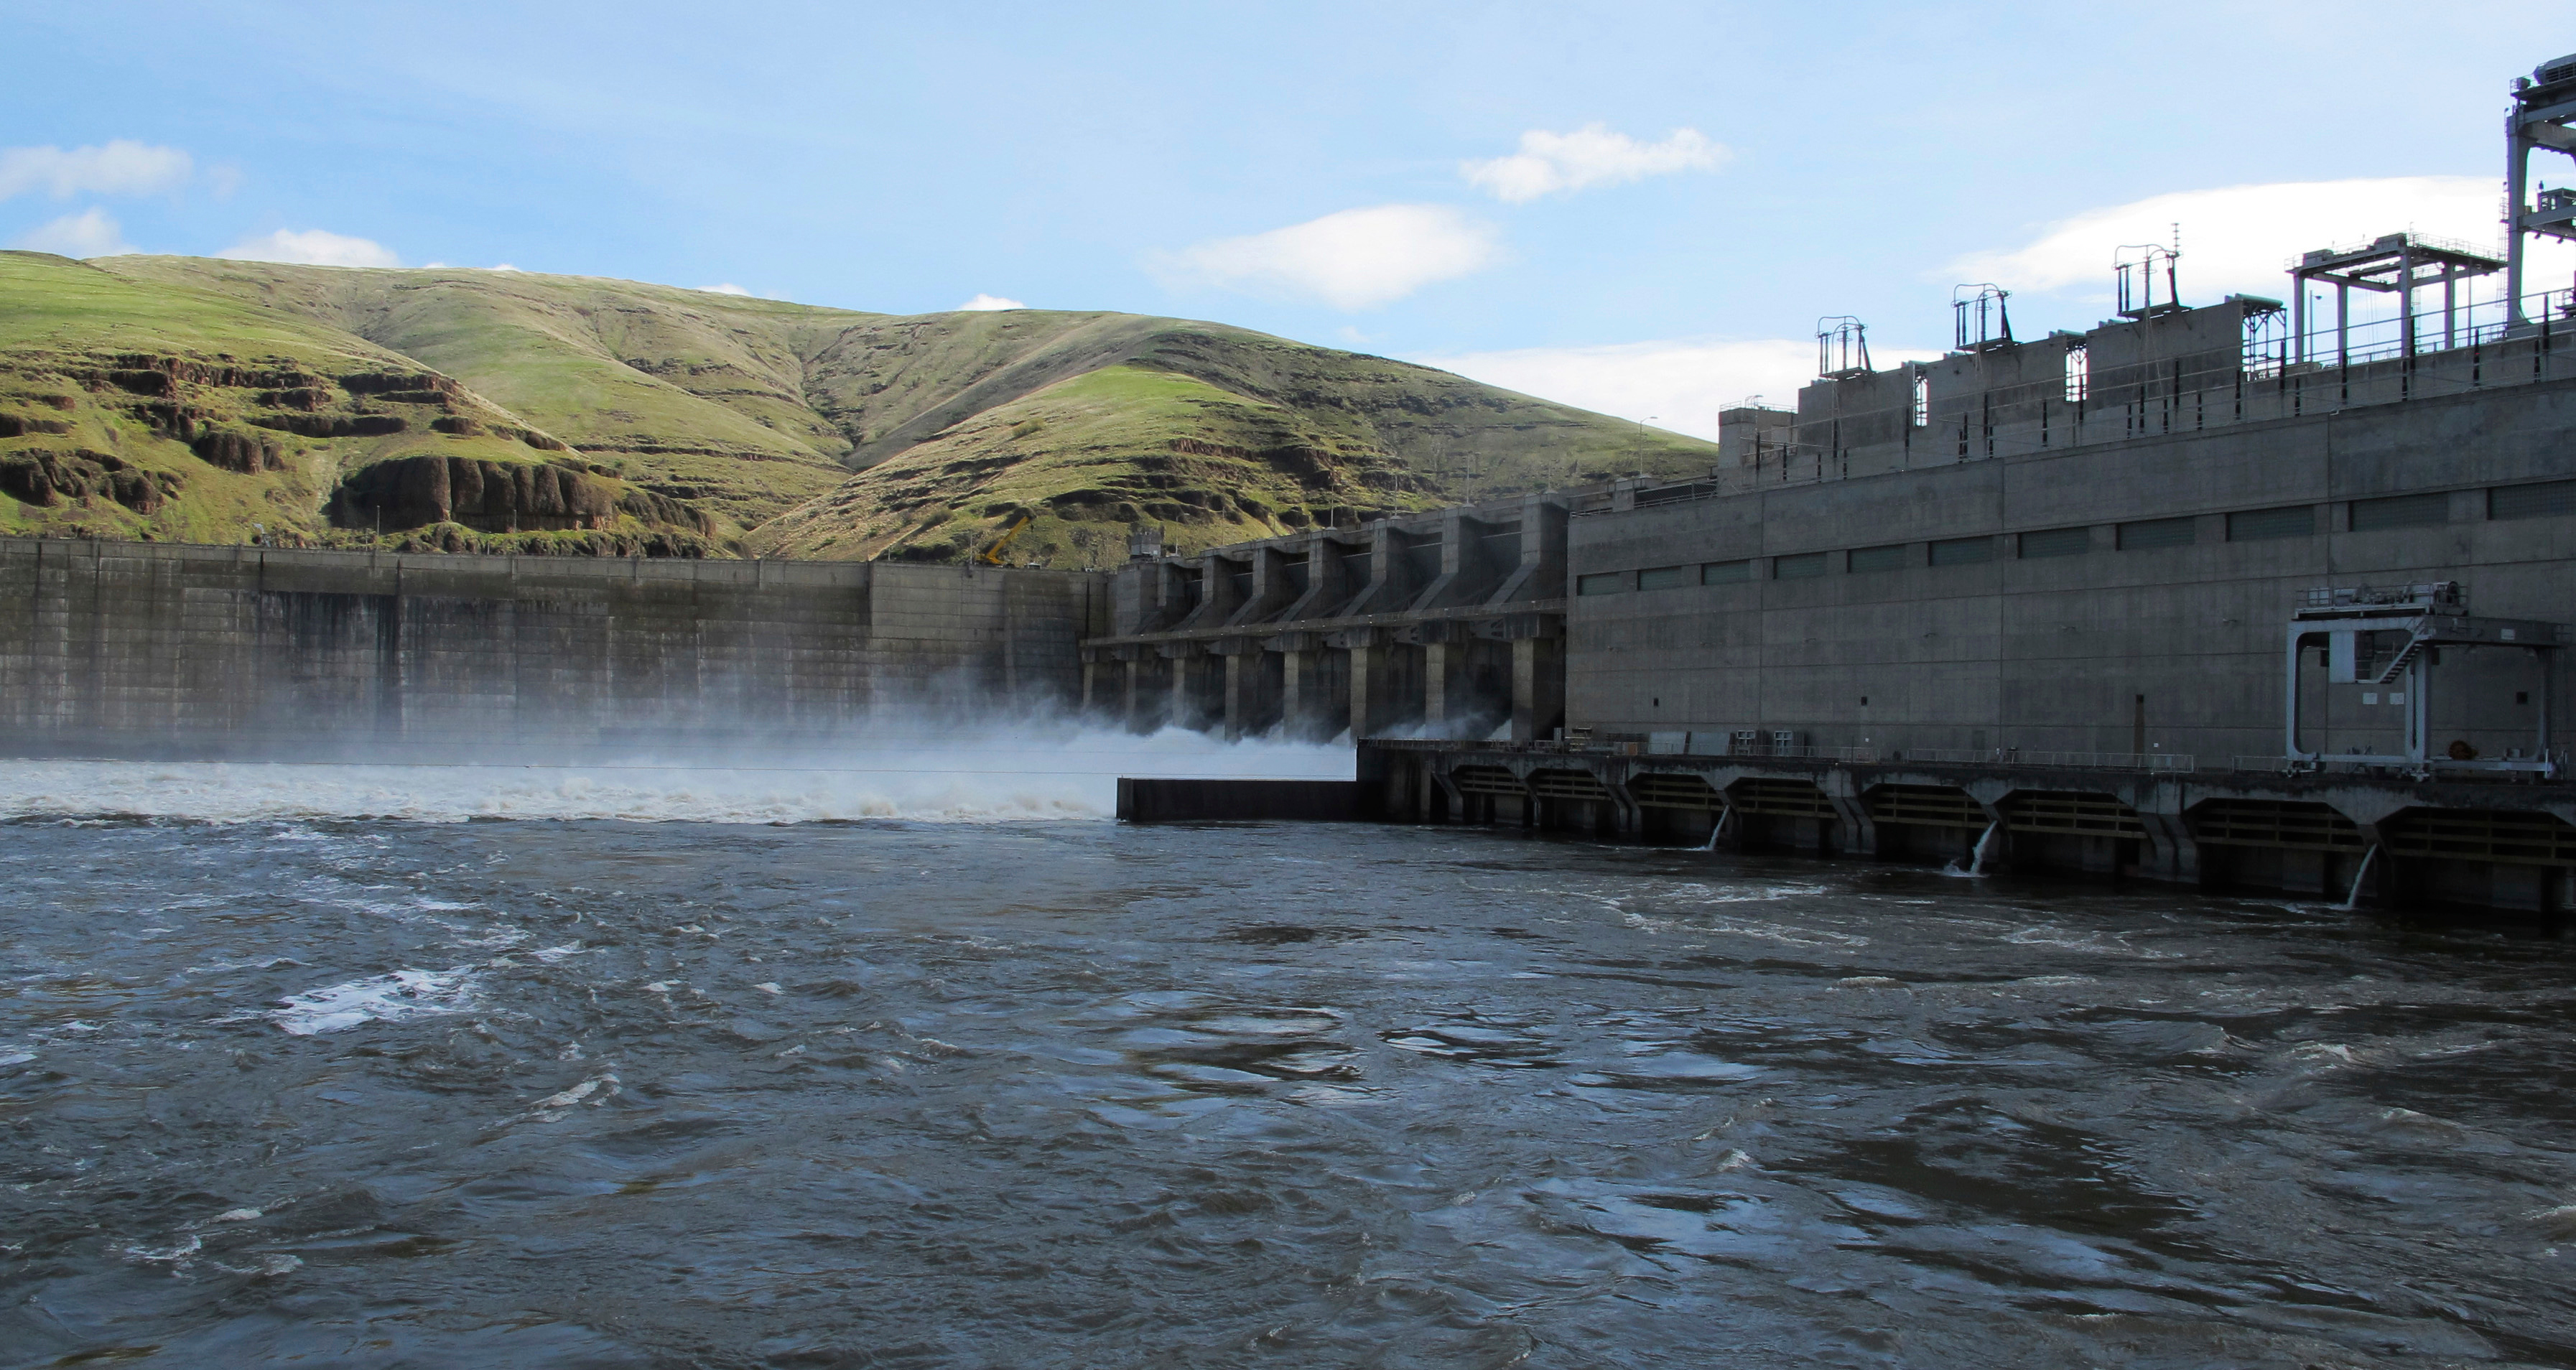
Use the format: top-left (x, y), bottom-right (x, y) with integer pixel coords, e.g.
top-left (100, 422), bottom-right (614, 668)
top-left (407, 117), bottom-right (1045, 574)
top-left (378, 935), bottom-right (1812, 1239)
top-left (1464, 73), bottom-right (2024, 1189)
top-left (2282, 582), bottom-right (2562, 779)
top-left (2507, 52), bottom-right (2576, 327)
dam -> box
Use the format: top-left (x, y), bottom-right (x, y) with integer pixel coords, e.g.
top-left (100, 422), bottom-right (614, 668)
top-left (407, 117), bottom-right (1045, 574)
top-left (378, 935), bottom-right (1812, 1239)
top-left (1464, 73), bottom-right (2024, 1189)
top-left (0, 538), bottom-right (1103, 758)
top-left (9, 54), bottom-right (2575, 914)
top-left (1095, 290), bottom-right (2576, 912)
top-left (1097, 55), bottom-right (2576, 915)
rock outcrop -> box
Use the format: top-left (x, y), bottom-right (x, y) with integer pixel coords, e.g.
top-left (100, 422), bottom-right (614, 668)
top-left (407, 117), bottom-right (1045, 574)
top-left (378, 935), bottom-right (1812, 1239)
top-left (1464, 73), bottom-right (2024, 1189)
top-left (190, 429), bottom-right (286, 473)
top-left (0, 449), bottom-right (183, 513)
top-left (327, 455), bottom-right (714, 536)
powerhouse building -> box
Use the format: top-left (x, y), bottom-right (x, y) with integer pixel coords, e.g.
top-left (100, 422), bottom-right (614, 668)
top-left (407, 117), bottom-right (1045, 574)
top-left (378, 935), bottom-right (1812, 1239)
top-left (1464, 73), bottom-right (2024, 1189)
top-left (1088, 54), bottom-right (2576, 910)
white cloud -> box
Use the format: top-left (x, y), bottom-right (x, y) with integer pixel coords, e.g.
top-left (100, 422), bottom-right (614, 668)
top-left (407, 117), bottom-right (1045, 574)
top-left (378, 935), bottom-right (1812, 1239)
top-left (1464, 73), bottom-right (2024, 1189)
top-left (1945, 176), bottom-right (2554, 303)
top-left (698, 283), bottom-right (753, 295)
top-left (9, 208), bottom-right (139, 258)
top-left (957, 293), bottom-right (1025, 311)
top-left (216, 228), bottom-right (400, 269)
top-left (1462, 124), bottom-right (1726, 204)
top-left (0, 141), bottom-right (193, 201)
top-left (1415, 336), bottom-right (1943, 441)
top-left (1156, 204), bottom-right (1503, 310)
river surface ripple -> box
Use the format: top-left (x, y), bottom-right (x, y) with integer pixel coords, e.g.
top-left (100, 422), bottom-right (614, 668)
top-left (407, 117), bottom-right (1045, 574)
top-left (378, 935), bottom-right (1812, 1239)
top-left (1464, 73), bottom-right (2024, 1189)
top-left (4, 816), bottom-right (2575, 1368)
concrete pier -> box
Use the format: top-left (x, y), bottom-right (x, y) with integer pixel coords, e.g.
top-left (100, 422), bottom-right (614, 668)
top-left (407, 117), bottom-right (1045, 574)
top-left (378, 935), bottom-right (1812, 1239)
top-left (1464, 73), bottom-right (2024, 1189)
top-left (1087, 493), bottom-right (1568, 742)
top-left (1362, 740), bottom-right (2576, 913)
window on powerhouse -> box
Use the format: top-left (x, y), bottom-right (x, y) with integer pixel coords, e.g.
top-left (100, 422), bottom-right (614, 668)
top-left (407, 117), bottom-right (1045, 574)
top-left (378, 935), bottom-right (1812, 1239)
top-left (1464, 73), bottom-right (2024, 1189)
top-left (2019, 526), bottom-right (2090, 558)
top-left (2348, 492), bottom-right (2448, 531)
top-left (2492, 479), bottom-right (2576, 521)
top-left (1581, 480), bottom-right (2576, 592)
top-left (1580, 559), bottom-right (1759, 590)
top-left (2118, 516), bottom-right (2196, 550)
top-left (2226, 505), bottom-right (2314, 541)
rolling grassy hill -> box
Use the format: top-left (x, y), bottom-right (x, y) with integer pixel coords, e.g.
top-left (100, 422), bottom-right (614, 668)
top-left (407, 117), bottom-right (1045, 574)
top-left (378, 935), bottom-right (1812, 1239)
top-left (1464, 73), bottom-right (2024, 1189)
top-left (0, 251), bottom-right (1723, 564)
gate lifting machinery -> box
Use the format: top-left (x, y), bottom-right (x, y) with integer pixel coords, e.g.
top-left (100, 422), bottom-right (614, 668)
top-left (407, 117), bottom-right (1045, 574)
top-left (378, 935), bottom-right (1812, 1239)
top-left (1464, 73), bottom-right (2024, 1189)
top-left (2284, 582), bottom-right (2564, 778)
top-left (2507, 52), bottom-right (2576, 329)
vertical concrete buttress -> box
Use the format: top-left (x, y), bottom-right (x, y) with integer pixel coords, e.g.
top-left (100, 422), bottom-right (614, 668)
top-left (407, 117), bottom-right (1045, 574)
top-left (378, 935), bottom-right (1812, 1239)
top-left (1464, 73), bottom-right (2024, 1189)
top-left (1512, 637), bottom-right (1564, 742)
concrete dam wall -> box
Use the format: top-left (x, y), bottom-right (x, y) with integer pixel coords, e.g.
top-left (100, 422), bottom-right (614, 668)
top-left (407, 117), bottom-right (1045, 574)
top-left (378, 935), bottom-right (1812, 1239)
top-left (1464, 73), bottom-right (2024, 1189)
top-left (1082, 300), bottom-right (2576, 912)
top-left (0, 539), bottom-right (1107, 757)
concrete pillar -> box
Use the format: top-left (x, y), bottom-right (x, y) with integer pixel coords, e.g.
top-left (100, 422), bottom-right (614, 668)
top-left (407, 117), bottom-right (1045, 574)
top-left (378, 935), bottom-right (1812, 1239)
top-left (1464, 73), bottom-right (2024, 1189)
top-left (1821, 769), bottom-right (1876, 857)
top-left (2132, 779), bottom-right (2200, 885)
top-left (1123, 655), bottom-right (1169, 734)
top-left (1222, 653), bottom-right (1250, 741)
top-left (1423, 638), bottom-right (1463, 737)
top-left (1280, 647), bottom-right (1316, 736)
top-left (1349, 635), bottom-right (1392, 741)
top-left (1080, 657), bottom-right (1108, 721)
top-left (1603, 768), bottom-right (1643, 839)
top-left (1289, 645), bottom-right (1352, 741)
top-left (1215, 643), bottom-right (1278, 741)
top-left (1227, 545), bottom-right (1295, 627)
top-left (1166, 648), bottom-right (1217, 732)
top-left (1512, 636), bottom-right (1564, 742)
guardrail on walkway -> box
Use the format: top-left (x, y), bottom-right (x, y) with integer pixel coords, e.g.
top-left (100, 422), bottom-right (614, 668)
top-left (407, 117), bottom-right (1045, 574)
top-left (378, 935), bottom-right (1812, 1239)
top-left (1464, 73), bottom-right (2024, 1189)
top-left (1369, 737), bottom-right (2201, 772)
top-left (1899, 749), bottom-right (2196, 772)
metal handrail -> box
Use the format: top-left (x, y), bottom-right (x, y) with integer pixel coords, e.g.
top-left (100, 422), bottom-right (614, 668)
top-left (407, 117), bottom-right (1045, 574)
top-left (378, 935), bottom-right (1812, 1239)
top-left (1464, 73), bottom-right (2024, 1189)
top-left (1900, 748), bottom-right (2195, 772)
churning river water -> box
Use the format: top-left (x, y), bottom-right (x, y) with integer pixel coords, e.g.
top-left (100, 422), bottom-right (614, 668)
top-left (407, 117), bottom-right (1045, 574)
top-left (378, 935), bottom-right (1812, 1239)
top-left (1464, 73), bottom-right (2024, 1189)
top-left (4, 750), bottom-right (2576, 1369)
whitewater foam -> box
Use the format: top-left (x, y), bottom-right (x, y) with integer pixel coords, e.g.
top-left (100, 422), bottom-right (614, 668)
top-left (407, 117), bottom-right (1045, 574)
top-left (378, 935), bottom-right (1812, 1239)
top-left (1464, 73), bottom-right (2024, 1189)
top-left (0, 725), bottom-right (1352, 826)
top-left (267, 969), bottom-right (480, 1035)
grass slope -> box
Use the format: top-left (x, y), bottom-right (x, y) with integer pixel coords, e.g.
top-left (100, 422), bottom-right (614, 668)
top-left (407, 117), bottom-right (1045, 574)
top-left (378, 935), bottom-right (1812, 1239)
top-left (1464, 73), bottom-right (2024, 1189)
top-left (0, 251), bottom-right (717, 552)
top-left (1, 253), bottom-right (1724, 564)
top-left (93, 258), bottom-right (861, 533)
top-left (752, 363), bottom-right (1423, 564)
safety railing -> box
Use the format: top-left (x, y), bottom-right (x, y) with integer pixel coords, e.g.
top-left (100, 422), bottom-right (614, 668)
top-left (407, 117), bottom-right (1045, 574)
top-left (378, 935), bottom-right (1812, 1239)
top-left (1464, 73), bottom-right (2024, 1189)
top-left (2297, 582), bottom-right (2465, 612)
top-left (2233, 752), bottom-right (2565, 780)
top-left (2285, 286), bottom-right (2576, 370)
top-left (1575, 284), bottom-right (2576, 517)
top-left (1899, 748), bottom-right (2195, 773)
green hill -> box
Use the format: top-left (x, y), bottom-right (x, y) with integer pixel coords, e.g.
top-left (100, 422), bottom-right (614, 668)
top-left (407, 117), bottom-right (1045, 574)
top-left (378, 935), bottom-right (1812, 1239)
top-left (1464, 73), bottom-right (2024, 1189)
top-left (0, 251), bottom-right (1722, 564)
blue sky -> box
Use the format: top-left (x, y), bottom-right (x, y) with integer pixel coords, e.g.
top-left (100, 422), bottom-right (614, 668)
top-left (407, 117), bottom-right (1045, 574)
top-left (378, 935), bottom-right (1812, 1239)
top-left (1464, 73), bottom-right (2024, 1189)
top-left (8, 1), bottom-right (2572, 437)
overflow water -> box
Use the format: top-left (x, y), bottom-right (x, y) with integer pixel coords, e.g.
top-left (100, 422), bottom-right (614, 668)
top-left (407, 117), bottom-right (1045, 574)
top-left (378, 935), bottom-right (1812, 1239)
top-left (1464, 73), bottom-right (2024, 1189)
top-left (4, 752), bottom-right (2575, 1367)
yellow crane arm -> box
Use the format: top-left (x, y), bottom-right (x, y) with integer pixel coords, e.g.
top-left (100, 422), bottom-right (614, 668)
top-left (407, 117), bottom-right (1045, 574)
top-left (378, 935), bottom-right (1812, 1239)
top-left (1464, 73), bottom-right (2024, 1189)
top-left (977, 513), bottom-right (1033, 566)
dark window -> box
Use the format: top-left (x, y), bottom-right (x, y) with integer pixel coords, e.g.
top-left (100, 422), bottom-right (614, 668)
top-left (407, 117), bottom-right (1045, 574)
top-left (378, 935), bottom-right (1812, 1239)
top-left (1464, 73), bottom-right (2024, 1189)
top-left (2019, 526), bottom-right (2090, 559)
top-left (1929, 536), bottom-right (1994, 567)
top-left (2119, 516), bottom-right (2197, 550)
top-left (1701, 559), bottom-right (1752, 584)
top-left (2227, 505), bottom-right (2314, 541)
top-left (1846, 544), bottom-right (1907, 573)
top-left (2348, 492), bottom-right (2448, 531)
top-left (1637, 564), bottom-right (1692, 591)
top-left (1575, 572), bottom-right (1628, 596)
top-left (2492, 479), bottom-right (2576, 521)
top-left (1773, 551), bottom-right (1828, 579)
